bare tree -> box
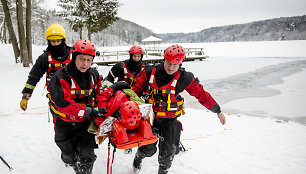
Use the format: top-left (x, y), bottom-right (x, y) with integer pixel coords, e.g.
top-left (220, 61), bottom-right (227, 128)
top-left (0, 0), bottom-right (20, 63)
top-left (0, 6), bottom-right (5, 43)
top-left (26, 0), bottom-right (32, 64)
top-left (16, 0), bottom-right (29, 67)
top-left (31, 0), bottom-right (48, 45)
top-left (0, 19), bottom-right (5, 43)
top-left (3, 20), bottom-right (7, 43)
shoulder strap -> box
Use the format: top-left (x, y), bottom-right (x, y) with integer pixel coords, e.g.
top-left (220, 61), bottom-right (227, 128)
top-left (64, 66), bottom-right (70, 76)
top-left (91, 69), bottom-right (100, 86)
top-left (147, 64), bottom-right (157, 78)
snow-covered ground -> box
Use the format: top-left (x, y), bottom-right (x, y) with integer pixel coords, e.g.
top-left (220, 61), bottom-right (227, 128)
top-left (1, 40), bottom-right (306, 174)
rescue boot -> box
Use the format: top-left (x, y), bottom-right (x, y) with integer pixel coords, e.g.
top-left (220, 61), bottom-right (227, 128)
top-left (77, 162), bottom-right (94, 174)
top-left (71, 161), bottom-right (94, 174)
top-left (70, 162), bottom-right (80, 174)
top-left (175, 142), bottom-right (187, 155)
top-left (133, 152), bottom-right (144, 172)
top-left (158, 166), bottom-right (169, 174)
top-left (71, 156), bottom-right (96, 174)
top-left (175, 144), bottom-right (180, 155)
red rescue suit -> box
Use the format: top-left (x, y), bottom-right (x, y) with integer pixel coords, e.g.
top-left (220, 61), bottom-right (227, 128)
top-left (48, 68), bottom-right (101, 123)
top-left (132, 65), bottom-right (220, 118)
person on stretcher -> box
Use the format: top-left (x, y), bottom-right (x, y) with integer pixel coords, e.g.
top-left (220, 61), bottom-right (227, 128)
top-left (93, 81), bottom-right (158, 148)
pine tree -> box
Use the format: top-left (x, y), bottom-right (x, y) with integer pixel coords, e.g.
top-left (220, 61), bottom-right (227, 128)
top-left (58, 0), bottom-right (119, 40)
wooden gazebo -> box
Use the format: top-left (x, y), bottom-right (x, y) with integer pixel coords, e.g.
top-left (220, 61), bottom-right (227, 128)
top-left (142, 36), bottom-right (162, 49)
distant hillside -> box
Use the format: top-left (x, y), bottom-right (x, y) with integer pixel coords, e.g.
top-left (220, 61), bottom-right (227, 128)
top-left (92, 19), bottom-right (154, 46)
top-left (156, 15), bottom-right (306, 43)
top-left (23, 13), bottom-right (306, 47)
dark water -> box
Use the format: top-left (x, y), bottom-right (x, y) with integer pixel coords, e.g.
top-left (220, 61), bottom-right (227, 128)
top-left (183, 59), bottom-right (306, 125)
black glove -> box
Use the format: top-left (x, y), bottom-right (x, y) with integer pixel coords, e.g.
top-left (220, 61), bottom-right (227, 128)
top-left (111, 81), bottom-right (130, 93)
top-left (86, 107), bottom-right (108, 118)
top-left (96, 51), bottom-right (100, 56)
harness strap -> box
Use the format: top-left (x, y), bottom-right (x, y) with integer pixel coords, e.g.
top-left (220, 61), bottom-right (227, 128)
top-left (155, 110), bottom-right (183, 117)
top-left (149, 98), bottom-right (184, 110)
top-left (46, 93), bottom-right (67, 118)
top-left (48, 62), bottom-right (69, 68)
top-left (71, 89), bottom-right (93, 95)
top-left (167, 93), bottom-right (171, 111)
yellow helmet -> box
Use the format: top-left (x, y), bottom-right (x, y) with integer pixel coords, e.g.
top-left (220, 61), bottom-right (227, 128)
top-left (45, 24), bottom-right (66, 42)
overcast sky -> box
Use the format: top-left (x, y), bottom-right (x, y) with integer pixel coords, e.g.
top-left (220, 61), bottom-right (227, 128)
top-left (46, 0), bottom-right (306, 34)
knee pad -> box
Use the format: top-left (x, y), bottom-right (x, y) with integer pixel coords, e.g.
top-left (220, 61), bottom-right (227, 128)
top-left (61, 153), bottom-right (77, 165)
top-left (78, 147), bottom-right (96, 162)
top-left (138, 143), bottom-right (157, 158)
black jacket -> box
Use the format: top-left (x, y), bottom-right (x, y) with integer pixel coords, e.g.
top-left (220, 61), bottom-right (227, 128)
top-left (104, 59), bottom-right (143, 83)
top-left (22, 44), bottom-right (71, 94)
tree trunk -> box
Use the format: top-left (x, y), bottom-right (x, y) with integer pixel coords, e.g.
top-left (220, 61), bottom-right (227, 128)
top-left (0, 20), bottom-right (3, 42)
top-left (17, 0), bottom-right (30, 67)
top-left (88, 25), bottom-right (91, 41)
top-left (1, 0), bottom-right (20, 63)
top-left (26, 0), bottom-right (32, 64)
top-left (79, 26), bottom-right (82, 39)
top-left (16, 0), bottom-right (22, 62)
top-left (3, 20), bottom-right (7, 44)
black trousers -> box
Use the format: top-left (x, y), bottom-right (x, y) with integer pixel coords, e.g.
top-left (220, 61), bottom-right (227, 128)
top-left (136, 117), bottom-right (178, 171)
top-left (174, 120), bottom-right (182, 147)
top-left (54, 118), bottom-right (97, 166)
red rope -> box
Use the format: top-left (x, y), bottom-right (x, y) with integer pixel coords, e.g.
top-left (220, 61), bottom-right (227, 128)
top-left (107, 141), bottom-right (117, 174)
top-left (107, 143), bottom-right (110, 174)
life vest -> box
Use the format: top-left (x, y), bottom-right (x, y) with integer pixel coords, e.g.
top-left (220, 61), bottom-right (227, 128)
top-left (146, 68), bottom-right (185, 118)
top-left (48, 68), bottom-right (98, 122)
top-left (122, 62), bottom-right (144, 86)
top-left (46, 49), bottom-right (72, 87)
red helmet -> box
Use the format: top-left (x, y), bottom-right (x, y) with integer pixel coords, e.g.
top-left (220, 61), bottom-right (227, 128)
top-left (119, 101), bottom-right (142, 129)
top-left (163, 45), bottom-right (186, 64)
top-left (73, 39), bottom-right (96, 56)
top-left (129, 45), bottom-right (144, 54)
